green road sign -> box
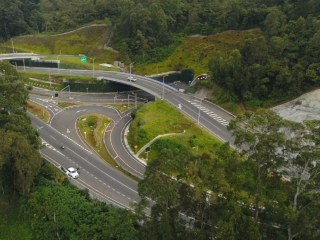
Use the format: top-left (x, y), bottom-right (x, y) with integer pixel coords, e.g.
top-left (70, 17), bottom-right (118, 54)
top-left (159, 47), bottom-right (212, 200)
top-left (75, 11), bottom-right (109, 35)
top-left (81, 56), bottom-right (87, 63)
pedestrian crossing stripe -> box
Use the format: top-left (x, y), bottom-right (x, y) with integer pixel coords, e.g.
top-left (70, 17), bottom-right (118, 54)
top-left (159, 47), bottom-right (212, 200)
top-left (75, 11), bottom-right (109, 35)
top-left (187, 100), bottom-right (229, 126)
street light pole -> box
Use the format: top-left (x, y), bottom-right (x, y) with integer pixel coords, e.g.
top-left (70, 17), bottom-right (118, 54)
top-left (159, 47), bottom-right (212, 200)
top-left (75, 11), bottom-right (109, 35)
top-left (92, 58), bottom-right (95, 77)
top-left (127, 94), bottom-right (130, 109)
top-left (162, 75), bottom-right (168, 100)
top-left (49, 69), bottom-right (51, 88)
top-left (11, 38), bottom-right (15, 53)
top-left (57, 55), bottom-right (60, 74)
top-left (135, 94), bottom-right (137, 109)
top-left (197, 99), bottom-right (202, 125)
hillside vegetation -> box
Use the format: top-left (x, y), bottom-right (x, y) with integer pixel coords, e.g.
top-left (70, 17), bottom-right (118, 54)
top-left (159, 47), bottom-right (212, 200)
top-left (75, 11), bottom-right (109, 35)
top-left (1, 25), bottom-right (119, 65)
top-left (136, 29), bottom-right (262, 76)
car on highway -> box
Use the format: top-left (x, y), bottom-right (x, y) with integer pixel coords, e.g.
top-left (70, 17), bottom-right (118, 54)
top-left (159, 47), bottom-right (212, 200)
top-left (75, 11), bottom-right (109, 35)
top-left (67, 167), bottom-right (79, 178)
top-left (59, 166), bottom-right (79, 178)
top-left (127, 76), bottom-right (137, 82)
top-left (198, 74), bottom-right (207, 80)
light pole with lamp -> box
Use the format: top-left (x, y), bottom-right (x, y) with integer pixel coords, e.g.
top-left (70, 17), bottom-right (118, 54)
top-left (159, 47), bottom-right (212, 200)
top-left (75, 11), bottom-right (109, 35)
top-left (49, 68), bottom-right (51, 88)
top-left (11, 38), bottom-right (15, 53)
top-left (57, 52), bottom-right (60, 74)
top-left (127, 94), bottom-right (130, 109)
top-left (162, 75), bottom-right (168, 100)
top-left (92, 58), bottom-right (95, 77)
top-left (130, 62), bottom-right (134, 75)
top-left (197, 98), bottom-right (202, 125)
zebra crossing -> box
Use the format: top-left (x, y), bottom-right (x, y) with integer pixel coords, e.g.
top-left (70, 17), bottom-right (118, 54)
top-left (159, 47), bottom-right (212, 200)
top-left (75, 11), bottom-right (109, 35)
top-left (41, 139), bottom-right (64, 156)
top-left (187, 100), bottom-right (229, 126)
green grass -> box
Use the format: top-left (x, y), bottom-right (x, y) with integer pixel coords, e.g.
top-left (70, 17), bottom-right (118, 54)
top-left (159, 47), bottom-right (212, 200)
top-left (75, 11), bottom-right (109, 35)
top-left (136, 29), bottom-right (263, 77)
top-left (58, 102), bottom-right (79, 108)
top-left (78, 114), bottom-right (139, 180)
top-left (27, 101), bottom-right (50, 123)
top-left (45, 56), bottom-right (119, 71)
top-left (0, 194), bottom-right (32, 240)
top-left (2, 25), bottom-right (112, 54)
top-left (21, 71), bottom-right (98, 91)
top-left (128, 100), bottom-right (222, 156)
top-left (21, 71), bottom-right (96, 84)
top-left (1, 25), bottom-right (120, 70)
top-left (25, 79), bottom-right (62, 91)
top-left (79, 115), bottom-right (111, 162)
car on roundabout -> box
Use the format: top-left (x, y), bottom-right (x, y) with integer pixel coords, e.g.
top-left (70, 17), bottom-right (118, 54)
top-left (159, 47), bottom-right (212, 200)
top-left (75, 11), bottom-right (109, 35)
top-left (127, 76), bottom-right (137, 82)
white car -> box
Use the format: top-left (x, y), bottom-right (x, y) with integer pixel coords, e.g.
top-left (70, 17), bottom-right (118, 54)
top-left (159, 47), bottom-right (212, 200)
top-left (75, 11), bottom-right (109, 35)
top-left (127, 76), bottom-right (137, 82)
top-left (67, 167), bottom-right (79, 178)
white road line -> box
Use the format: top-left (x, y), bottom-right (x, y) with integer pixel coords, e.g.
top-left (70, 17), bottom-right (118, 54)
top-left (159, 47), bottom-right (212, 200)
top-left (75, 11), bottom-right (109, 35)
top-left (50, 135), bottom-right (56, 140)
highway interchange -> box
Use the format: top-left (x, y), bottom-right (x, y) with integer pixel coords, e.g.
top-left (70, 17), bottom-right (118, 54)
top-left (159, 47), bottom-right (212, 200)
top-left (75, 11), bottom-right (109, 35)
top-left (2, 53), bottom-right (235, 210)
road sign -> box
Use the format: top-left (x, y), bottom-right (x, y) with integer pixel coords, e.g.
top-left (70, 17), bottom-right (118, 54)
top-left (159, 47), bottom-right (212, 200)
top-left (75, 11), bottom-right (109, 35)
top-left (81, 56), bottom-right (87, 63)
top-left (145, 146), bottom-right (151, 153)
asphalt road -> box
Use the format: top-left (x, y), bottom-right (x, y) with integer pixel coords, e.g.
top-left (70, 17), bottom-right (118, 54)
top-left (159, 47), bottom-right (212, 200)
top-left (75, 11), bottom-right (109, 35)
top-left (1, 54), bottom-right (237, 209)
top-left (24, 66), bottom-right (235, 144)
top-left (30, 113), bottom-right (142, 209)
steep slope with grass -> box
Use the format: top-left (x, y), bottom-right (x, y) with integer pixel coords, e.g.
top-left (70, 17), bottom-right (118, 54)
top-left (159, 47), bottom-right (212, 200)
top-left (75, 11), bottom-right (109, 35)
top-left (1, 25), bottom-right (119, 64)
top-left (136, 29), bottom-right (263, 77)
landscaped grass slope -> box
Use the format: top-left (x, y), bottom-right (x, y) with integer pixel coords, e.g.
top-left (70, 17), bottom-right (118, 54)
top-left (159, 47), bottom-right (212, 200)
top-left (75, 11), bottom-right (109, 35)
top-left (136, 29), bottom-right (263, 76)
top-left (1, 24), bottom-right (119, 64)
top-left (128, 100), bottom-right (222, 156)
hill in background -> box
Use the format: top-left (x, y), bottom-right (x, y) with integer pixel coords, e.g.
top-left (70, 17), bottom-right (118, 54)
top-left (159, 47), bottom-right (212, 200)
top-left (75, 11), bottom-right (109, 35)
top-left (1, 25), bottom-right (260, 78)
top-left (1, 24), bottom-right (119, 65)
top-left (136, 29), bottom-right (262, 76)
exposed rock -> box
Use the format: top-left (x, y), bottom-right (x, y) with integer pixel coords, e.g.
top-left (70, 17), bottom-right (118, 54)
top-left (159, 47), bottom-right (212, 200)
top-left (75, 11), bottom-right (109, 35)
top-left (272, 89), bottom-right (320, 122)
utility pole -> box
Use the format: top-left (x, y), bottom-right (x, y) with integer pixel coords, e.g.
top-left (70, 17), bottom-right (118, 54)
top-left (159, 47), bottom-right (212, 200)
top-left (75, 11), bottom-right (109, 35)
top-left (11, 38), bottom-right (14, 53)
top-left (162, 75), bottom-right (168, 100)
top-left (197, 99), bottom-right (202, 125)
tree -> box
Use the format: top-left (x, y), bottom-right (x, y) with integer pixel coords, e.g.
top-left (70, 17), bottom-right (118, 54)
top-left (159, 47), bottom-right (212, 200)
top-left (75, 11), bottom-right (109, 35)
top-left (279, 120), bottom-right (320, 240)
top-left (264, 8), bottom-right (287, 38)
top-left (138, 148), bottom-right (184, 240)
top-left (228, 109), bottom-right (285, 222)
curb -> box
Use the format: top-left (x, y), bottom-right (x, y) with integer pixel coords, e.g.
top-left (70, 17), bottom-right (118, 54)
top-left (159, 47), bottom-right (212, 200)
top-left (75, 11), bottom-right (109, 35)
top-left (123, 122), bottom-right (147, 166)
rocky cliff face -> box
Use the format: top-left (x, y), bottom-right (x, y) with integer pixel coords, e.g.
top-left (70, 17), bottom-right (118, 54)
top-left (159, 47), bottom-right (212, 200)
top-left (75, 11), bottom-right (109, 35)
top-left (272, 89), bottom-right (320, 122)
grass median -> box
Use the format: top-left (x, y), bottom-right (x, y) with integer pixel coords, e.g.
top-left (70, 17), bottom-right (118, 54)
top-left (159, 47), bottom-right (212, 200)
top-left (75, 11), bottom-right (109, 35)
top-left (27, 101), bottom-right (50, 123)
top-left (78, 114), bottom-right (139, 181)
